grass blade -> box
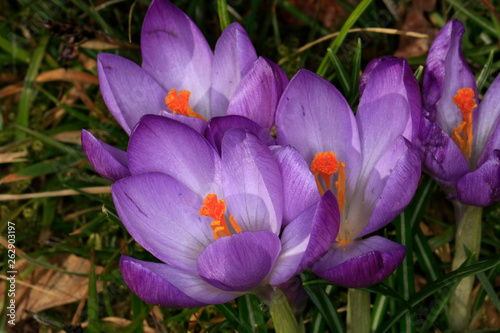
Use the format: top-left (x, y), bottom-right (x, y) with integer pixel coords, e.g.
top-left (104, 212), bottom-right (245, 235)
top-left (87, 249), bottom-right (100, 333)
top-left (446, 0), bottom-right (496, 36)
top-left (217, 0), bottom-right (231, 31)
top-left (476, 49), bottom-right (495, 92)
top-left (316, 0), bottom-right (373, 76)
top-left (16, 34), bottom-right (50, 140)
top-left (238, 294), bottom-right (267, 333)
top-left (302, 277), bottom-right (345, 333)
top-left (327, 49), bottom-right (351, 95)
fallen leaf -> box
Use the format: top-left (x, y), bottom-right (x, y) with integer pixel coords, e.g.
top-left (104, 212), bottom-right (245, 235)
top-left (0, 151), bottom-right (28, 164)
top-left (0, 254), bottom-right (104, 320)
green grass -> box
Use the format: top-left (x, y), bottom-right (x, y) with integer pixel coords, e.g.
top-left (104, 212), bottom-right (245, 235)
top-left (1, 0), bottom-right (499, 331)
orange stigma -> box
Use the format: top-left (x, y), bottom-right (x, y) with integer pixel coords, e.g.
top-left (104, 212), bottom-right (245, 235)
top-left (165, 89), bottom-right (206, 121)
top-left (199, 194), bottom-right (242, 240)
top-left (311, 152), bottom-right (346, 213)
top-left (452, 88), bottom-right (476, 158)
top-left (311, 152), bottom-right (339, 196)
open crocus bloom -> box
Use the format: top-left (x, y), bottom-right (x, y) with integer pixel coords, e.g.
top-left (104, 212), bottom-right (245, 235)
top-left (420, 19), bottom-right (500, 206)
top-left (82, 0), bottom-right (287, 181)
top-left (275, 58), bottom-right (421, 287)
top-left (113, 115), bottom-right (339, 306)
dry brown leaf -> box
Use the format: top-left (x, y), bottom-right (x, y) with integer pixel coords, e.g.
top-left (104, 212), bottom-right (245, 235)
top-left (0, 254), bottom-right (104, 320)
top-left (57, 317), bottom-right (157, 333)
top-left (0, 69), bottom-right (98, 99)
top-left (80, 39), bottom-right (119, 50)
top-left (51, 131), bottom-right (84, 145)
top-left (0, 151), bottom-right (28, 164)
top-left (282, 0), bottom-right (348, 30)
top-left (394, 0), bottom-right (436, 58)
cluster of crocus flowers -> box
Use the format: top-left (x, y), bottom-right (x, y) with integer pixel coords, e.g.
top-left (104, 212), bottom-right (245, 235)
top-left (113, 115), bottom-right (340, 306)
top-left (275, 57), bottom-right (422, 287)
top-left (81, 0), bottom-right (287, 182)
top-left (420, 19), bottom-right (500, 206)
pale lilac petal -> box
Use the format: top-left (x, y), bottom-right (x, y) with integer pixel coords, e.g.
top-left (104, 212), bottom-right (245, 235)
top-left (159, 110), bottom-right (207, 135)
top-left (128, 115), bottom-right (222, 196)
top-left (121, 256), bottom-right (240, 306)
top-left (474, 74), bottom-right (500, 167)
top-left (141, 0), bottom-right (213, 119)
top-left (81, 129), bottom-right (130, 181)
top-left (358, 138), bottom-right (421, 238)
top-left (197, 231), bottom-right (281, 291)
top-left (226, 57), bottom-right (288, 131)
top-left (269, 191), bottom-right (339, 285)
top-left (457, 150), bottom-right (500, 206)
top-left (270, 145), bottom-right (320, 226)
top-left (312, 236), bottom-right (406, 288)
top-left (205, 115), bottom-right (276, 153)
top-left (211, 23), bottom-right (258, 116)
top-left (120, 256), bottom-right (206, 307)
top-left (221, 129), bottom-right (283, 234)
top-left (359, 56), bottom-right (395, 96)
top-left (356, 59), bottom-right (413, 178)
top-left (276, 69), bottom-right (361, 197)
top-left (419, 116), bottom-right (470, 186)
top-left (97, 53), bottom-right (167, 134)
top-left (112, 173), bottom-right (213, 275)
top-left (423, 19), bottom-right (478, 136)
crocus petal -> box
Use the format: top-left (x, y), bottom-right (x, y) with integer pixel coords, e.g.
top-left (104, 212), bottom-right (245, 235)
top-left (97, 53), bottom-right (167, 134)
top-left (197, 230), bottom-right (281, 291)
top-left (270, 145), bottom-right (320, 226)
top-left (359, 56), bottom-right (396, 96)
top-left (128, 115), bottom-right (221, 196)
top-left (159, 110), bottom-right (208, 135)
top-left (211, 23), bottom-right (258, 116)
top-left (312, 236), bottom-right (406, 288)
top-left (269, 191), bottom-right (340, 285)
top-left (358, 138), bottom-right (421, 238)
top-left (120, 256), bottom-right (206, 307)
top-left (226, 57), bottom-right (288, 131)
top-left (457, 150), bottom-right (500, 206)
top-left (121, 256), bottom-right (240, 306)
top-left (221, 129), bottom-right (283, 234)
top-left (423, 19), bottom-right (478, 135)
top-left (205, 115), bottom-right (276, 153)
top-left (474, 74), bottom-right (500, 167)
top-left (356, 59), bottom-right (414, 178)
top-left (112, 173), bottom-right (213, 275)
top-left (141, 0), bottom-right (213, 119)
top-left (276, 69), bottom-right (361, 197)
top-left (81, 129), bottom-right (130, 181)
top-left (418, 116), bottom-right (470, 186)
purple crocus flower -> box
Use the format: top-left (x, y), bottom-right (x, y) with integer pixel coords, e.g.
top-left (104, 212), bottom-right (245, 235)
top-left (113, 114), bottom-right (339, 306)
top-left (420, 19), bottom-right (500, 206)
top-left (81, 0), bottom-right (287, 182)
top-left (275, 58), bottom-right (422, 287)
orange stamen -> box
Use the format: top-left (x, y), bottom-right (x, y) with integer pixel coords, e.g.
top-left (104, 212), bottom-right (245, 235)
top-left (199, 194), bottom-right (242, 240)
top-left (335, 162), bottom-right (346, 213)
top-left (452, 88), bottom-right (476, 158)
top-left (165, 89), bottom-right (207, 121)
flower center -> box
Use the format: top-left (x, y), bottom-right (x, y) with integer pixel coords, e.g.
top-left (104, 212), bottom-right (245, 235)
top-left (452, 88), bottom-right (476, 158)
top-left (311, 151), bottom-right (346, 213)
top-left (165, 89), bottom-right (206, 121)
top-left (199, 193), bottom-right (242, 240)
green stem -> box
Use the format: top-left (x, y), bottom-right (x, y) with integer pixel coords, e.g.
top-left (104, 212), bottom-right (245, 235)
top-left (449, 202), bottom-right (482, 332)
top-left (269, 288), bottom-right (300, 333)
top-left (347, 288), bottom-right (370, 333)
